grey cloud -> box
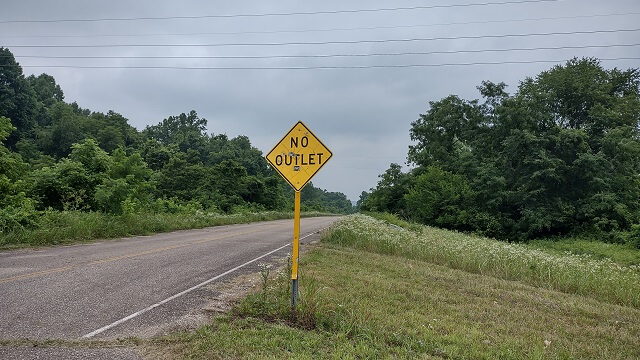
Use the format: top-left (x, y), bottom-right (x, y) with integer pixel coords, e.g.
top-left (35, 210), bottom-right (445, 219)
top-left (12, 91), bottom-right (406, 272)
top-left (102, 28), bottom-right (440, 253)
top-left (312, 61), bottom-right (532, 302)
top-left (3, 0), bottom-right (639, 200)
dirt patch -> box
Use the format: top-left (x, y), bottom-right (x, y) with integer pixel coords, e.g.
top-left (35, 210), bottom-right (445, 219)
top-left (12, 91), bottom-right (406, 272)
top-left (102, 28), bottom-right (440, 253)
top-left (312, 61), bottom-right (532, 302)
top-left (202, 272), bottom-right (262, 313)
top-left (139, 242), bottom-right (322, 359)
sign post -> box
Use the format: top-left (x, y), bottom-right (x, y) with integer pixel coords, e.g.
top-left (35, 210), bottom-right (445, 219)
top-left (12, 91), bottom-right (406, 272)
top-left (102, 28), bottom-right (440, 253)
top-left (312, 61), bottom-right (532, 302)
top-left (265, 121), bottom-right (332, 309)
top-left (292, 190), bottom-right (300, 307)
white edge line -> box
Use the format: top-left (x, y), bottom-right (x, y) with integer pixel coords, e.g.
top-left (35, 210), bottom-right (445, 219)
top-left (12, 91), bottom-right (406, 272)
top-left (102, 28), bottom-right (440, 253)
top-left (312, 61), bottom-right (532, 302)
top-left (81, 229), bottom-right (324, 339)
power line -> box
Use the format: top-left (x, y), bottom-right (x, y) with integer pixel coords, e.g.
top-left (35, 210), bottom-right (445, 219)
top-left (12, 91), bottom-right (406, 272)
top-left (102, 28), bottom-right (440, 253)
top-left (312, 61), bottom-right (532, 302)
top-left (4, 28), bottom-right (638, 49)
top-left (7, 57), bottom-right (639, 70)
top-left (7, 43), bottom-right (639, 60)
top-left (0, 0), bottom-right (560, 24)
top-left (340, 156), bottom-right (407, 159)
top-left (2, 11), bottom-right (635, 39)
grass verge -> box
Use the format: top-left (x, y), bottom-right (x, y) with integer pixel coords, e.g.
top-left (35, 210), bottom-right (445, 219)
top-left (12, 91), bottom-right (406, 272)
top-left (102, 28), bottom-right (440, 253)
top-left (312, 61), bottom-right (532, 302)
top-left (527, 237), bottom-right (640, 267)
top-left (0, 210), bottom-right (331, 249)
top-left (365, 211), bottom-right (640, 268)
top-left (153, 214), bottom-right (640, 359)
top-left (331, 214), bottom-right (640, 308)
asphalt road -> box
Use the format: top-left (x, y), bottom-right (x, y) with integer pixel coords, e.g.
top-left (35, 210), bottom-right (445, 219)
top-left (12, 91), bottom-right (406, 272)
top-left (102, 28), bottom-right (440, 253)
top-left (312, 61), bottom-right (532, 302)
top-left (0, 216), bottom-right (339, 342)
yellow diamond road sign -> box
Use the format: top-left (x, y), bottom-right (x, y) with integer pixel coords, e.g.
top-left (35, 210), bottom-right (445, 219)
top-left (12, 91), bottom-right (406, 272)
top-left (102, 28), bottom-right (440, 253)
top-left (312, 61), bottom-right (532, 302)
top-left (266, 121), bottom-right (332, 191)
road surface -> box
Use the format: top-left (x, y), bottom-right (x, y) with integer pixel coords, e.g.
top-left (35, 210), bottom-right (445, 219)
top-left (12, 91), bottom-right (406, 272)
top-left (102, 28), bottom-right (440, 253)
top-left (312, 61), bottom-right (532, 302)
top-left (0, 216), bottom-right (339, 341)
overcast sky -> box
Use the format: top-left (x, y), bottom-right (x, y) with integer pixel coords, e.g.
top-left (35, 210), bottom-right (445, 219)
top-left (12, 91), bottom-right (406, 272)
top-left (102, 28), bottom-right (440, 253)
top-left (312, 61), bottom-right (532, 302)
top-left (2, 0), bottom-right (639, 201)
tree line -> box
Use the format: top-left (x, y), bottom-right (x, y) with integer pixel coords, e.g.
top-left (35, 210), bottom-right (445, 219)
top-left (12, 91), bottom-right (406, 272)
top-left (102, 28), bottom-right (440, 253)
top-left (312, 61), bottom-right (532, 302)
top-left (0, 47), bottom-right (353, 232)
top-left (360, 58), bottom-right (640, 246)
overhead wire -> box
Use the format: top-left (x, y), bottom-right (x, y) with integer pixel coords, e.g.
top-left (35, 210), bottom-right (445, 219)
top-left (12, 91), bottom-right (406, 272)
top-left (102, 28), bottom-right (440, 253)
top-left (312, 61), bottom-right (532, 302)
top-left (0, 0), bottom-right (560, 24)
top-left (6, 57), bottom-right (639, 70)
top-left (2, 1), bottom-right (635, 72)
top-left (5, 43), bottom-right (639, 60)
top-left (4, 28), bottom-right (639, 49)
top-left (2, 11), bottom-right (635, 39)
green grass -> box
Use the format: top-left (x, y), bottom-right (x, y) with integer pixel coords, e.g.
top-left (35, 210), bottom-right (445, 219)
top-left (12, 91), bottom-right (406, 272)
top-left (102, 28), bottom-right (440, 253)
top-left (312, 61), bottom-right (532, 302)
top-left (360, 211), bottom-right (424, 232)
top-left (326, 215), bottom-right (640, 308)
top-left (366, 211), bottom-right (640, 268)
top-left (0, 210), bottom-right (331, 249)
top-left (527, 237), bottom-right (640, 267)
top-left (153, 214), bottom-right (640, 359)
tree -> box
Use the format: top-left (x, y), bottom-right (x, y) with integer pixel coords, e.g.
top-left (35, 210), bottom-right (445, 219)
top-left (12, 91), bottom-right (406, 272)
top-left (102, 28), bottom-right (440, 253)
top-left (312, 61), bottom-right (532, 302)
top-left (360, 163), bottom-right (412, 217)
top-left (208, 160), bottom-right (248, 212)
top-left (0, 116), bottom-right (38, 230)
top-left (408, 95), bottom-right (486, 172)
top-left (0, 52), bottom-right (349, 220)
top-left (405, 167), bottom-right (474, 230)
top-left (143, 110), bottom-right (208, 154)
top-left (0, 47), bottom-right (36, 147)
top-left (155, 151), bottom-right (207, 204)
top-left (94, 148), bottom-right (154, 214)
top-left (88, 111), bottom-right (141, 151)
top-left (356, 191), bottom-right (369, 210)
top-left (40, 102), bottom-right (85, 158)
top-left (32, 139), bottom-right (110, 211)
top-left (402, 58), bottom-right (640, 241)
top-left (27, 73), bottom-right (64, 106)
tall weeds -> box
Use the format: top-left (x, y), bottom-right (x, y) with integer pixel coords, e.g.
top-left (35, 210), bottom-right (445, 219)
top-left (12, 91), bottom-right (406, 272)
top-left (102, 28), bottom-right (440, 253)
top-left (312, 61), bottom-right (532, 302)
top-left (0, 210), bottom-right (329, 248)
top-left (234, 257), bottom-right (375, 338)
top-left (324, 214), bottom-right (640, 308)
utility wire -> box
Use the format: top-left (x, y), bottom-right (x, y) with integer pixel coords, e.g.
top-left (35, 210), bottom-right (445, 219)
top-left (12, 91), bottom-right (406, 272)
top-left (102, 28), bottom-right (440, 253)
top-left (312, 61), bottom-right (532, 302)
top-left (2, 11), bottom-right (634, 39)
top-left (7, 43), bottom-right (639, 60)
top-left (4, 28), bottom-right (638, 48)
top-left (0, 0), bottom-right (560, 24)
top-left (7, 57), bottom-right (639, 70)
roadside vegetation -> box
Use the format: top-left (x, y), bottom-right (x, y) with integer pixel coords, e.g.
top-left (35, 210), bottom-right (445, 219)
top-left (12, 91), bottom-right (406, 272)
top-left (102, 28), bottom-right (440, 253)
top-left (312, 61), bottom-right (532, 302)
top-left (155, 214), bottom-right (640, 359)
top-left (0, 47), bottom-right (352, 248)
top-left (527, 236), bottom-right (640, 268)
top-left (331, 214), bottom-right (640, 308)
top-left (359, 58), bottom-right (640, 249)
top-left (0, 210), bottom-right (330, 249)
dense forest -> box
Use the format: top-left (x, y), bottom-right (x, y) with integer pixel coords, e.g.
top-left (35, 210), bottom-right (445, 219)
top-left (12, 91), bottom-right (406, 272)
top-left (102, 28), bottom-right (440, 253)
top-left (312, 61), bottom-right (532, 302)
top-left (361, 58), bottom-right (640, 246)
top-left (0, 47), bottom-right (352, 233)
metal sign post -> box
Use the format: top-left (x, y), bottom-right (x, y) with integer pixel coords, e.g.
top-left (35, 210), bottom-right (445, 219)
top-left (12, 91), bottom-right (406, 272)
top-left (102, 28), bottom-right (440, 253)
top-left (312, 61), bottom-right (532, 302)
top-left (265, 121), bottom-right (332, 309)
top-left (291, 190), bottom-right (301, 308)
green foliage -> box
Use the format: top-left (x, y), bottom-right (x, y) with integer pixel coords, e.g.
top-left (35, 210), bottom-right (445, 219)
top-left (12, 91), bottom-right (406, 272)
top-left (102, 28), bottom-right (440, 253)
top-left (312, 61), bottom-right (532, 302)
top-left (0, 210), bottom-right (303, 248)
top-left (234, 258), bottom-right (373, 336)
top-left (360, 163), bottom-right (411, 217)
top-left (0, 47), bottom-right (350, 242)
top-left (0, 116), bottom-right (39, 230)
top-left (0, 48), bottom-right (37, 148)
top-left (95, 148), bottom-right (155, 213)
top-left (89, 110), bottom-right (141, 151)
top-left (69, 138), bottom-right (110, 174)
top-left (31, 159), bottom-right (92, 211)
top-left (405, 166), bottom-right (475, 230)
top-left (40, 102), bottom-right (86, 158)
top-left (296, 182), bottom-right (354, 214)
top-left (27, 73), bottom-right (64, 107)
top-left (368, 58), bottom-right (640, 242)
top-left (143, 110), bottom-right (209, 161)
top-left (26, 73), bottom-right (64, 129)
top-left (0, 115), bottom-right (15, 141)
top-left (528, 236), bottom-right (640, 267)
top-left (355, 190), bottom-right (369, 210)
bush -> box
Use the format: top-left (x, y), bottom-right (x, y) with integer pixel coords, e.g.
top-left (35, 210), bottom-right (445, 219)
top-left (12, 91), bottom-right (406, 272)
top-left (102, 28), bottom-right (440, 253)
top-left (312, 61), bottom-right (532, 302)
top-left (0, 194), bottom-right (39, 232)
top-left (405, 167), bottom-right (475, 231)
